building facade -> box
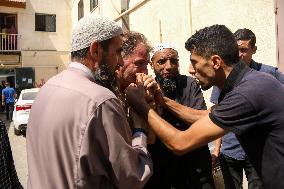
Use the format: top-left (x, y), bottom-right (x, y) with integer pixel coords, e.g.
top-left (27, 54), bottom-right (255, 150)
top-left (0, 0), bottom-right (71, 91)
top-left (71, 0), bottom-right (283, 105)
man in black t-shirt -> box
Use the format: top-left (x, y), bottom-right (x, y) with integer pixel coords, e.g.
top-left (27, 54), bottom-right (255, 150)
top-left (144, 43), bottom-right (214, 189)
top-left (125, 25), bottom-right (284, 189)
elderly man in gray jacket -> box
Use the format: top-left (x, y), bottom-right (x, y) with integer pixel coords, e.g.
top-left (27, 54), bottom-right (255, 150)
top-left (27, 15), bottom-right (152, 189)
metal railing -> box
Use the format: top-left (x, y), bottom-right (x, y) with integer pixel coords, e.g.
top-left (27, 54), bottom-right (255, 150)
top-left (0, 33), bottom-right (21, 51)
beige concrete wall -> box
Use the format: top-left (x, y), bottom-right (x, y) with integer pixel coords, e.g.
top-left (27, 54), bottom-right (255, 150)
top-left (126, 0), bottom-right (276, 106)
top-left (0, 54), bottom-right (20, 64)
top-left (71, 0), bottom-right (124, 27)
top-left (34, 67), bottom-right (58, 84)
top-left (71, 0), bottom-right (277, 106)
top-left (0, 0), bottom-right (72, 51)
top-left (21, 50), bottom-right (69, 81)
top-left (128, 0), bottom-right (191, 73)
top-left (191, 0), bottom-right (276, 67)
top-left (190, 0), bottom-right (276, 105)
top-left (0, 0), bottom-right (72, 84)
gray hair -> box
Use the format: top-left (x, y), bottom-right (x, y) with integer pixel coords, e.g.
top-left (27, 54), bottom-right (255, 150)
top-left (71, 14), bottom-right (123, 52)
top-left (122, 31), bottom-right (151, 58)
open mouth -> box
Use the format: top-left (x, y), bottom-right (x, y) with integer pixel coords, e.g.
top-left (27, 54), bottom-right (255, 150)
top-left (163, 73), bottom-right (174, 78)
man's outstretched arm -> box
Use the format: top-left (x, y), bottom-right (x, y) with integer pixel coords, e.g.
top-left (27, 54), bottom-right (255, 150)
top-left (126, 81), bottom-right (227, 155)
top-left (159, 95), bottom-right (209, 124)
top-left (146, 108), bottom-right (226, 155)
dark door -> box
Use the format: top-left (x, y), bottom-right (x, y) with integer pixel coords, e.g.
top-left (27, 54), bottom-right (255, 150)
top-left (6, 76), bottom-right (15, 88)
top-left (15, 68), bottom-right (35, 91)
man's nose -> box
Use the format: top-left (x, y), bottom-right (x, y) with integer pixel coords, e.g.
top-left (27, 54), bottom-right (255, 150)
top-left (188, 64), bottom-right (195, 75)
top-left (239, 51), bottom-right (244, 58)
top-left (164, 59), bottom-right (173, 70)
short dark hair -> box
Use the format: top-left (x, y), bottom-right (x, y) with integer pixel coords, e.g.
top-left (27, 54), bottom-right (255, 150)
top-left (71, 38), bottom-right (113, 59)
top-left (234, 28), bottom-right (256, 47)
top-left (71, 46), bottom-right (90, 59)
top-left (185, 25), bottom-right (239, 65)
top-left (122, 31), bottom-right (151, 58)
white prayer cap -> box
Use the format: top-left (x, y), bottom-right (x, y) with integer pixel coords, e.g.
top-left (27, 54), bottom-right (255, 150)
top-left (149, 42), bottom-right (178, 60)
top-left (71, 15), bottom-right (123, 52)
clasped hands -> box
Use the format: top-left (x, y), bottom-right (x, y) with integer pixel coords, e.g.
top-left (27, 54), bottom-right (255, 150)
top-left (125, 73), bottom-right (162, 113)
top-left (125, 73), bottom-right (164, 143)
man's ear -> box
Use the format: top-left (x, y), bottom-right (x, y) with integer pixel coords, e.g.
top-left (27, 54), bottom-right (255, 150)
top-left (252, 45), bottom-right (257, 54)
top-left (211, 55), bottom-right (222, 70)
top-left (89, 42), bottom-right (102, 62)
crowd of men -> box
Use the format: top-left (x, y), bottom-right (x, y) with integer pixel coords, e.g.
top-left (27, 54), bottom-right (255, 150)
top-left (2, 14), bottom-right (283, 189)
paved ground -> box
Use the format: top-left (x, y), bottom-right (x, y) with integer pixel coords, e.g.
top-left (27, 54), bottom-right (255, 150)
top-left (2, 114), bottom-right (28, 189)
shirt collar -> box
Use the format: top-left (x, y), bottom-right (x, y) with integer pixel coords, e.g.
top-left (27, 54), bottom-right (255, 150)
top-left (68, 62), bottom-right (95, 81)
top-left (218, 61), bottom-right (250, 103)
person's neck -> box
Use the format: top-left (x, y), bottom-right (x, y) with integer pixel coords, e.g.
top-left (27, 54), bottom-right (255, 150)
top-left (72, 58), bottom-right (95, 72)
top-left (247, 59), bottom-right (254, 67)
top-left (215, 64), bottom-right (234, 90)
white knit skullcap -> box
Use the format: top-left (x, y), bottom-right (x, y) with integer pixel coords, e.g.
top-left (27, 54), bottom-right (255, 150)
top-left (149, 42), bottom-right (178, 60)
top-left (71, 14), bottom-right (123, 52)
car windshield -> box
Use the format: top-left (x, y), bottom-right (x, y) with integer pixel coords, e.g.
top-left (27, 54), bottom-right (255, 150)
top-left (22, 92), bottom-right (38, 100)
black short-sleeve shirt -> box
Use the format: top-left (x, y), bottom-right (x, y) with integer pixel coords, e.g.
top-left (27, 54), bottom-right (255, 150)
top-left (145, 75), bottom-right (214, 189)
top-left (209, 70), bottom-right (284, 189)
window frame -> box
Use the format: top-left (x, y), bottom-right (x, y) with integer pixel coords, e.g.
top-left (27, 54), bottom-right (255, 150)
top-left (90, 0), bottom-right (98, 12)
top-left (78, 0), bottom-right (84, 20)
top-left (35, 13), bottom-right (56, 32)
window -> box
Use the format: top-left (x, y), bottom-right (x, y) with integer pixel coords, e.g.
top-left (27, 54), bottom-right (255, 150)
top-left (90, 0), bottom-right (98, 11)
top-left (78, 0), bottom-right (84, 20)
top-left (22, 92), bottom-right (38, 100)
top-left (35, 13), bottom-right (56, 32)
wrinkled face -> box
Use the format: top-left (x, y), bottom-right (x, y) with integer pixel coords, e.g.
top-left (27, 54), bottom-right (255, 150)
top-left (237, 40), bottom-right (256, 65)
top-left (151, 48), bottom-right (179, 79)
top-left (151, 48), bottom-right (179, 97)
top-left (116, 42), bottom-right (149, 91)
top-left (188, 51), bottom-right (215, 90)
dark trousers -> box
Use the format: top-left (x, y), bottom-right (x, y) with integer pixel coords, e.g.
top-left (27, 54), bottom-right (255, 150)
top-left (5, 102), bottom-right (14, 120)
top-left (219, 154), bottom-right (263, 189)
top-left (144, 143), bottom-right (215, 189)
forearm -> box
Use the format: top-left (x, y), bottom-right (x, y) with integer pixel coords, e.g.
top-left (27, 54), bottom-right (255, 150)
top-left (137, 98), bottom-right (213, 154)
top-left (146, 109), bottom-right (226, 156)
top-left (162, 96), bottom-right (209, 124)
top-left (146, 108), bottom-right (183, 154)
